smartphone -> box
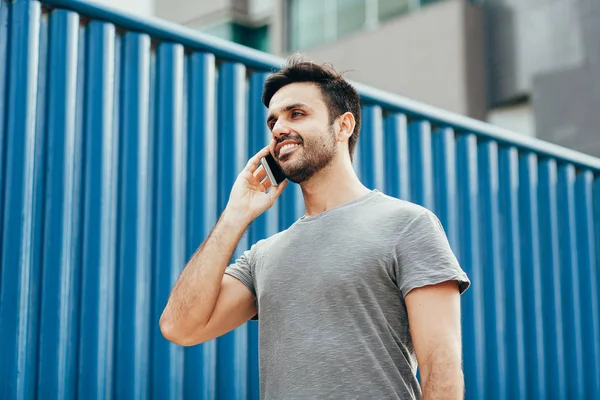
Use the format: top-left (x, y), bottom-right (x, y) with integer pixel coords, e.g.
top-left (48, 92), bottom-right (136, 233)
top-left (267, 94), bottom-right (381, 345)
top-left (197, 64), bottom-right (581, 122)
top-left (261, 153), bottom-right (287, 187)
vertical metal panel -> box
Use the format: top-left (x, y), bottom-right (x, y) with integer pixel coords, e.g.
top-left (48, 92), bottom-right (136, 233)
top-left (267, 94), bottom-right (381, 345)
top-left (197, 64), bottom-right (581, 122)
top-left (68, 15), bottom-right (87, 399)
top-left (247, 71), bottom-right (274, 400)
top-left (409, 121), bottom-right (433, 209)
top-left (556, 164), bottom-right (585, 397)
top-left (37, 9), bottom-right (80, 400)
top-left (477, 140), bottom-right (507, 400)
top-left (151, 42), bottom-right (186, 400)
top-left (432, 127), bottom-right (458, 251)
top-left (518, 152), bottom-right (546, 398)
top-left (456, 134), bottom-right (486, 400)
top-left (0, 1), bottom-right (41, 399)
top-left (114, 31), bottom-right (152, 400)
top-left (0, 0), bottom-right (9, 257)
top-left (183, 52), bottom-right (218, 400)
top-left (359, 105), bottom-right (385, 190)
top-left (384, 113), bottom-right (410, 200)
top-left (30, 7), bottom-right (49, 400)
top-left (498, 146), bottom-right (526, 399)
top-left (78, 19), bottom-right (118, 400)
top-left (538, 159), bottom-right (567, 399)
top-left (576, 171), bottom-right (600, 399)
top-left (216, 61), bottom-right (248, 400)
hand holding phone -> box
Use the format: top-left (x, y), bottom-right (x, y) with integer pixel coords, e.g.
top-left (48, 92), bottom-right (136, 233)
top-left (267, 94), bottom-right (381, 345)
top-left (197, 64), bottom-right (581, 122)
top-left (225, 146), bottom-right (288, 224)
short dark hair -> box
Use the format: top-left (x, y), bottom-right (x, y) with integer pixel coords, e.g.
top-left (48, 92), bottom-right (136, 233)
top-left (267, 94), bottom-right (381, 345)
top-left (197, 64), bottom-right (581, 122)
top-left (262, 55), bottom-right (361, 161)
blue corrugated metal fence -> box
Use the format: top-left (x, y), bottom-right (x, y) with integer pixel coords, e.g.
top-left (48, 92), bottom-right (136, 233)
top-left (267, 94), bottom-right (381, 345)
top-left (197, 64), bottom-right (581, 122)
top-left (1, 0), bottom-right (599, 399)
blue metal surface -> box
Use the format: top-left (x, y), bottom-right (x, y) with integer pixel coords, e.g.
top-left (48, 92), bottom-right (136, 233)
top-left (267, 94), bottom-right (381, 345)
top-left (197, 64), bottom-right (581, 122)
top-left (2, 0), bottom-right (600, 398)
top-left (409, 121), bottom-right (434, 209)
top-left (498, 147), bottom-right (527, 399)
top-left (359, 105), bottom-right (385, 191)
top-left (0, 0), bottom-right (9, 261)
top-left (518, 153), bottom-right (547, 399)
top-left (151, 42), bottom-right (186, 400)
top-left (37, 9), bottom-right (79, 399)
top-left (78, 19), bottom-right (119, 400)
top-left (577, 172), bottom-right (600, 399)
top-left (114, 31), bottom-right (152, 400)
top-left (557, 164), bottom-right (585, 398)
top-left (383, 114), bottom-right (410, 200)
top-left (183, 52), bottom-right (218, 400)
top-left (477, 140), bottom-right (506, 400)
top-left (432, 128), bottom-right (458, 252)
top-left (538, 160), bottom-right (567, 400)
top-left (0, 1), bottom-right (41, 399)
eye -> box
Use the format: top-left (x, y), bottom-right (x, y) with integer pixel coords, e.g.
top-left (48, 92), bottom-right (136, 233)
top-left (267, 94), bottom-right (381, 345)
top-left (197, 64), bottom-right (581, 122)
top-left (291, 111), bottom-right (303, 118)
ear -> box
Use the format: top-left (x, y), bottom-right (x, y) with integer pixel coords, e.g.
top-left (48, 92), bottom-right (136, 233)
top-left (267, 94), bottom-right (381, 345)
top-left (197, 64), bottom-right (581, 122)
top-left (336, 112), bottom-right (355, 143)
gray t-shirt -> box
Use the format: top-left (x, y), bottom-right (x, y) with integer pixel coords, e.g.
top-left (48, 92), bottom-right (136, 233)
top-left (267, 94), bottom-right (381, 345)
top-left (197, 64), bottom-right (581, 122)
top-left (225, 190), bottom-right (470, 399)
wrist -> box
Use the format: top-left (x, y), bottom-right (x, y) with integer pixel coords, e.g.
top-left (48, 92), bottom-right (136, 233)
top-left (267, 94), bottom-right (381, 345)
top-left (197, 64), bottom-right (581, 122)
top-left (221, 207), bottom-right (252, 230)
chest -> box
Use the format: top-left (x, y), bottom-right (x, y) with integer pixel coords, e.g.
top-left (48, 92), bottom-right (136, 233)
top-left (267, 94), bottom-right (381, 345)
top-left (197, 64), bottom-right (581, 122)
top-left (253, 222), bottom-right (397, 314)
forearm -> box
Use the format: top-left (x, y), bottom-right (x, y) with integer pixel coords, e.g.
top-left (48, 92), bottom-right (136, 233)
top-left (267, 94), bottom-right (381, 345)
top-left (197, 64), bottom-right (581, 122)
top-left (421, 352), bottom-right (464, 399)
top-left (159, 208), bottom-right (249, 338)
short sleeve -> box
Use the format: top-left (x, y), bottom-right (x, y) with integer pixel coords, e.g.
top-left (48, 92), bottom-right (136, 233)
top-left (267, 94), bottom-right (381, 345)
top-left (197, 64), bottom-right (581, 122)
top-left (393, 209), bottom-right (470, 298)
top-left (225, 247), bottom-right (259, 320)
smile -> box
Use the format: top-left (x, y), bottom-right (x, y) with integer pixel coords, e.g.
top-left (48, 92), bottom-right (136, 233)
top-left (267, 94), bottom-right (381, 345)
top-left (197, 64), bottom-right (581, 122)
top-left (279, 143), bottom-right (300, 157)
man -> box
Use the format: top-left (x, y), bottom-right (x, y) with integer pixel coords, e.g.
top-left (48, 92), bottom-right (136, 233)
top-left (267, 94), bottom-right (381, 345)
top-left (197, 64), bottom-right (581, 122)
top-left (159, 56), bottom-right (471, 399)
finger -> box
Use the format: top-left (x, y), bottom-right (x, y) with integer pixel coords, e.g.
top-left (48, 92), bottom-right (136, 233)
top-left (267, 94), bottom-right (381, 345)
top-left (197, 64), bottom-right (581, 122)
top-left (261, 176), bottom-right (273, 192)
top-left (268, 179), bottom-right (288, 203)
top-left (244, 146), bottom-right (271, 174)
top-left (254, 165), bottom-right (267, 181)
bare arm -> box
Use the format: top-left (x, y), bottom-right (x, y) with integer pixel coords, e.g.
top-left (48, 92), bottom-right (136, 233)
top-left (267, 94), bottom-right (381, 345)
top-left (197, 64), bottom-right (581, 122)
top-left (159, 146), bottom-right (287, 346)
top-left (405, 281), bottom-right (465, 400)
top-left (159, 210), bottom-right (252, 346)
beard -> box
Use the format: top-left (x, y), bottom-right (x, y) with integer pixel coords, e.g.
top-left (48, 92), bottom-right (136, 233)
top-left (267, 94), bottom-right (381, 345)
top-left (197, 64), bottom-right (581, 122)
top-left (277, 126), bottom-right (337, 183)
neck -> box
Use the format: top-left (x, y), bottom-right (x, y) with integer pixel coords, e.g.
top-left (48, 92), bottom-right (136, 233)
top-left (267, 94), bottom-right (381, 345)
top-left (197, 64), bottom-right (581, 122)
top-left (299, 156), bottom-right (372, 217)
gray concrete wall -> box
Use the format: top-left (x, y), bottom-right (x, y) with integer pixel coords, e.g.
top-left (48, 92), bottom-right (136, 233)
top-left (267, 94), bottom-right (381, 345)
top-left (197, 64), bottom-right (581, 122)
top-left (273, 0), bottom-right (487, 119)
top-left (484, 0), bottom-right (586, 106)
top-left (531, 0), bottom-right (600, 158)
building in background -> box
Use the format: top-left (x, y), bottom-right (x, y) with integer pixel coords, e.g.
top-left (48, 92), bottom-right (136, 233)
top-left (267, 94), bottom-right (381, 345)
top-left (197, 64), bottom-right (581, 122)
top-left (100, 0), bottom-right (600, 157)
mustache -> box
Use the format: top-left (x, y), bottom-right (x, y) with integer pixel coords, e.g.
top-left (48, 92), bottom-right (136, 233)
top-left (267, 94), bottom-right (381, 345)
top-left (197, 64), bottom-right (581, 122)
top-left (276, 135), bottom-right (303, 145)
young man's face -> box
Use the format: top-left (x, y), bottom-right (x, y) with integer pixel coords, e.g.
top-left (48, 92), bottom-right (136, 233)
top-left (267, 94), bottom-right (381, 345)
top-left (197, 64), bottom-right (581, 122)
top-left (266, 82), bottom-right (338, 183)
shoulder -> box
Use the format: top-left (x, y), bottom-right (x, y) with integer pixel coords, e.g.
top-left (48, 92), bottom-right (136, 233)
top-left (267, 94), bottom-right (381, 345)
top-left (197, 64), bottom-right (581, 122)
top-left (370, 191), bottom-right (436, 224)
top-left (364, 192), bottom-right (447, 243)
top-left (244, 228), bottom-right (290, 259)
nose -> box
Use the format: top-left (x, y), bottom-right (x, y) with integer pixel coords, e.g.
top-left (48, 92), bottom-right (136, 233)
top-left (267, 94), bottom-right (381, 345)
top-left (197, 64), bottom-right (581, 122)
top-left (271, 118), bottom-right (291, 140)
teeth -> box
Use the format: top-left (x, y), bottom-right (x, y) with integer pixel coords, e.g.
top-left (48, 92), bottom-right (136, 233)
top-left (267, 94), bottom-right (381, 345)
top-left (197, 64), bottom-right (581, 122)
top-left (279, 143), bottom-right (299, 156)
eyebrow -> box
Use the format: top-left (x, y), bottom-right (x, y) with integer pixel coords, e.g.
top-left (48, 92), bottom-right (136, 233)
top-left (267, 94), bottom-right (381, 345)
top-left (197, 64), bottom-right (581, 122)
top-left (266, 103), bottom-right (308, 127)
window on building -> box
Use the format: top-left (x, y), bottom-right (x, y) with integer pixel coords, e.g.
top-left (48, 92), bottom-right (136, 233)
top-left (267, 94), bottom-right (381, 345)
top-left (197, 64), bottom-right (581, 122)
top-left (288, 0), bottom-right (332, 51)
top-left (200, 21), bottom-right (270, 53)
top-left (287, 0), bottom-right (444, 51)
